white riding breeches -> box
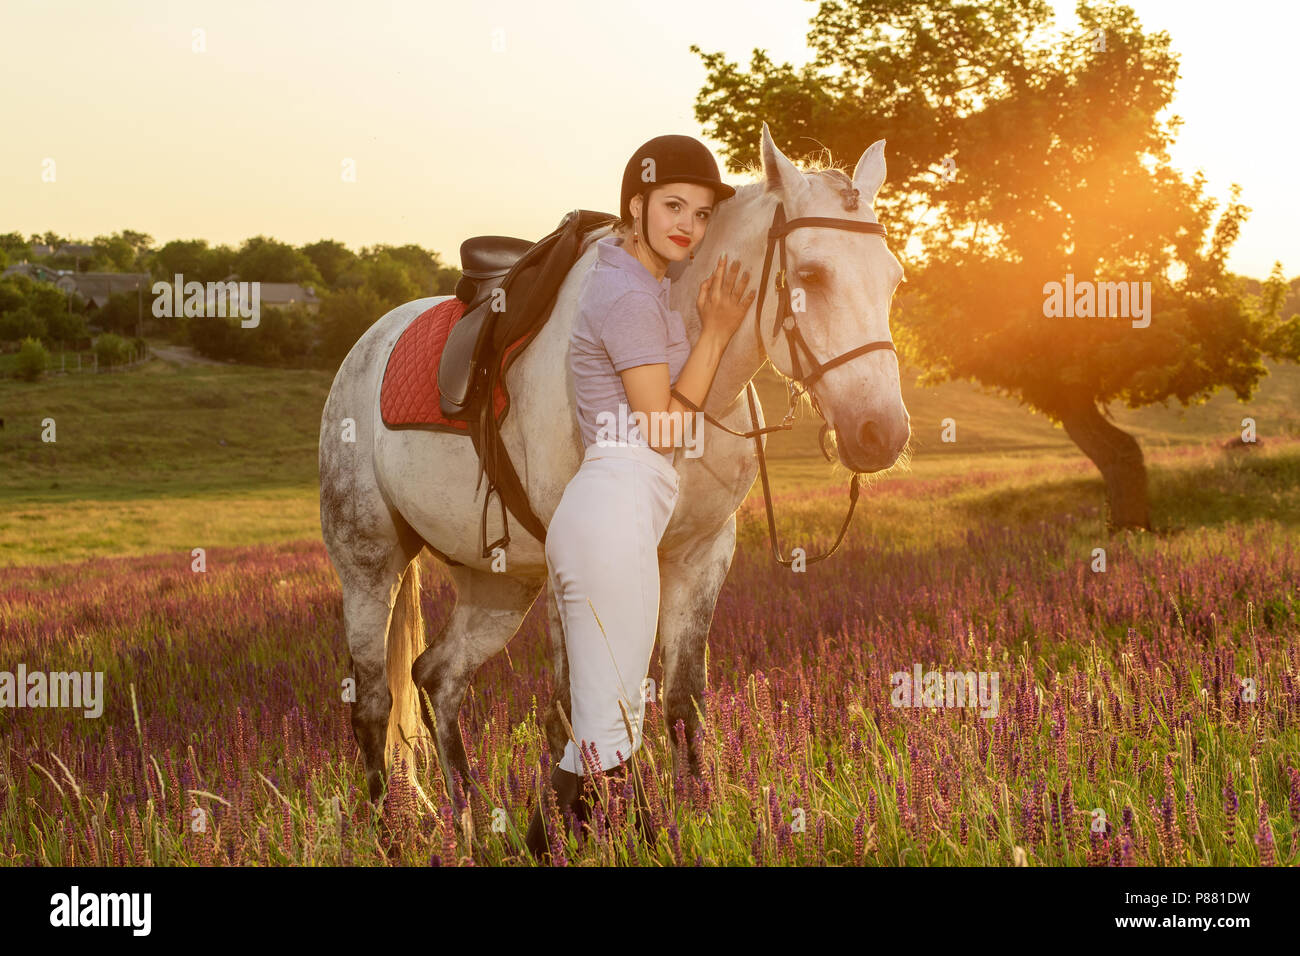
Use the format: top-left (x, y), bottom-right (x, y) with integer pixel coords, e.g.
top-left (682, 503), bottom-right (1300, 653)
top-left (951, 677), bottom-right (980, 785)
top-left (545, 441), bottom-right (681, 775)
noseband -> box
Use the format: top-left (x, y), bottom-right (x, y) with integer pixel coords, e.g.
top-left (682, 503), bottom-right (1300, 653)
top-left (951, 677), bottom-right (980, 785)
top-left (670, 195), bottom-right (896, 568)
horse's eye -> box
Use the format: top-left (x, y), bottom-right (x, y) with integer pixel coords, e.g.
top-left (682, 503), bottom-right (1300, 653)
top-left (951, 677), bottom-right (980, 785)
top-left (796, 270), bottom-right (823, 287)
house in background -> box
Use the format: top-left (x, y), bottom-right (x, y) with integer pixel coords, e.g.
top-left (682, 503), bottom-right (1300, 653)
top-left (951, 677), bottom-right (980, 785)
top-left (258, 281), bottom-right (320, 314)
top-left (2, 261), bottom-right (71, 283)
top-left (5, 243), bottom-right (102, 275)
top-left (55, 273), bottom-right (153, 308)
top-left (203, 276), bottom-right (321, 316)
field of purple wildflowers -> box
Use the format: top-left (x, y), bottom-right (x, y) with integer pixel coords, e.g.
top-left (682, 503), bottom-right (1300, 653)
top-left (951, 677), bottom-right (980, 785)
top-left (2, 443), bottom-right (1298, 866)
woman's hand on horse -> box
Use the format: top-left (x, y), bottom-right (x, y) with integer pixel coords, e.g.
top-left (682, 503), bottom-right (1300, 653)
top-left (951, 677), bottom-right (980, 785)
top-left (697, 254), bottom-right (756, 343)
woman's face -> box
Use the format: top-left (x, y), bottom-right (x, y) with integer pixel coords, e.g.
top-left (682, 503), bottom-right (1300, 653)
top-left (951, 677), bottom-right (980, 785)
top-left (633, 182), bottom-right (715, 262)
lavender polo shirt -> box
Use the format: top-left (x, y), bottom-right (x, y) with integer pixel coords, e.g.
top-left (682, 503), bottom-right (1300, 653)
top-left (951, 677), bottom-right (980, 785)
top-left (570, 236), bottom-right (690, 449)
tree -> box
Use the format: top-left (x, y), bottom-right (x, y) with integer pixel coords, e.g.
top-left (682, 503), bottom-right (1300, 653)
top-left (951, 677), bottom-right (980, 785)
top-left (317, 288), bottom-right (386, 369)
top-left (189, 305), bottom-right (315, 366)
top-left (27, 281), bottom-right (72, 327)
top-left (0, 306), bottom-right (45, 344)
top-left (90, 230), bottom-right (154, 272)
top-left (204, 245), bottom-right (238, 283)
top-left (94, 291), bottom-right (143, 336)
top-left (120, 230), bottom-right (155, 263)
top-left (362, 254), bottom-right (419, 310)
top-left (0, 233), bottom-right (32, 260)
top-left (0, 275), bottom-right (85, 346)
top-left (0, 276), bottom-right (30, 315)
top-left (251, 304), bottom-right (314, 365)
top-left (91, 233), bottom-right (138, 272)
top-left (45, 309), bottom-right (89, 350)
top-left (302, 239), bottom-right (361, 290)
top-left (147, 239), bottom-right (237, 284)
top-left (692, 0), bottom-right (1300, 530)
top-left (360, 243), bottom-right (449, 296)
top-left (234, 236), bottom-right (323, 285)
top-left (152, 239), bottom-right (213, 282)
top-left (187, 313), bottom-right (241, 362)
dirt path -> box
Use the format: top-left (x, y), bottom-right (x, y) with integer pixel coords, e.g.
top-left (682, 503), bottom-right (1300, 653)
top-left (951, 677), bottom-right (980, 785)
top-left (149, 344), bottom-right (226, 367)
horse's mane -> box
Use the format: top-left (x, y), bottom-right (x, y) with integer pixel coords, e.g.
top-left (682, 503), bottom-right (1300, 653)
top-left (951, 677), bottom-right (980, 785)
top-left (730, 151), bottom-right (855, 191)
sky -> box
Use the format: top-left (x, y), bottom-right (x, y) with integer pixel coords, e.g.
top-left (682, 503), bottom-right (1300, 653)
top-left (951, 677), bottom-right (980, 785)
top-left (2, 0), bottom-right (1295, 278)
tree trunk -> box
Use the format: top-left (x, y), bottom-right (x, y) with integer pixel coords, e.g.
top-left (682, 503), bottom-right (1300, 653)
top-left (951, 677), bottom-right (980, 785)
top-left (1057, 393), bottom-right (1151, 531)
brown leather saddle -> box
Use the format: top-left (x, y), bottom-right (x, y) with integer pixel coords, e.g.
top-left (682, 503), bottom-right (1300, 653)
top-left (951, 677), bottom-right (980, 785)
top-left (439, 208), bottom-right (618, 559)
top-left (438, 234), bottom-right (534, 416)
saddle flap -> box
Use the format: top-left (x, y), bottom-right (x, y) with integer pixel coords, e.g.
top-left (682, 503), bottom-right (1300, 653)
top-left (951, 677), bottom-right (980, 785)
top-left (437, 299), bottom-right (491, 417)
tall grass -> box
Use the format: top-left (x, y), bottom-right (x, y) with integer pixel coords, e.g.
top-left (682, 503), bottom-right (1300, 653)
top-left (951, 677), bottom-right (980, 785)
top-left (2, 444), bottom-right (1296, 865)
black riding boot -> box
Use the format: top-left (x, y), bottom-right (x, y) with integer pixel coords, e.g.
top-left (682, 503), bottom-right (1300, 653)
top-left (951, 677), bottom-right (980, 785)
top-left (600, 754), bottom-right (661, 850)
top-left (525, 764), bottom-right (589, 862)
top-left (525, 755), bottom-right (660, 862)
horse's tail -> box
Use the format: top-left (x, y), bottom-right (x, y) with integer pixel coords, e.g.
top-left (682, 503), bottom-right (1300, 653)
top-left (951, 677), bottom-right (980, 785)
top-left (385, 554), bottom-right (426, 781)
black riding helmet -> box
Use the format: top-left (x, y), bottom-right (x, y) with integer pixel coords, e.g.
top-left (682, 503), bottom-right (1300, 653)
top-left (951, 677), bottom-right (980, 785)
top-left (620, 134), bottom-right (736, 224)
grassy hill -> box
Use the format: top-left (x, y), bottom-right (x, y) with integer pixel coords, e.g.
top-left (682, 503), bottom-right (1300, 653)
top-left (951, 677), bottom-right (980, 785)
top-left (752, 358), bottom-right (1300, 461)
top-left (2, 345), bottom-right (1297, 566)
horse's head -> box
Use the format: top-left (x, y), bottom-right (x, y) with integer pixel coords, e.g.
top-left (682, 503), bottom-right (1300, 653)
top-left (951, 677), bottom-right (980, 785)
top-left (746, 122), bottom-right (911, 474)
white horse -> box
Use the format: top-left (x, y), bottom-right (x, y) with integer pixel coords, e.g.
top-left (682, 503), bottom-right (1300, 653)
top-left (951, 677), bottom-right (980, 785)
top-left (318, 122), bottom-right (910, 823)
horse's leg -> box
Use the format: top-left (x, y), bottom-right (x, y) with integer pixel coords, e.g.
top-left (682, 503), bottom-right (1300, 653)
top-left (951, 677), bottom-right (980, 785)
top-left (412, 566), bottom-right (544, 818)
top-left (541, 578), bottom-right (574, 765)
top-left (657, 514), bottom-right (738, 777)
top-left (321, 476), bottom-right (425, 804)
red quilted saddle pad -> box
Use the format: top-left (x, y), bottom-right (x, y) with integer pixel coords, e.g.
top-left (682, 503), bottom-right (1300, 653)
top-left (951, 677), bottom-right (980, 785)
top-left (380, 298), bottom-right (528, 431)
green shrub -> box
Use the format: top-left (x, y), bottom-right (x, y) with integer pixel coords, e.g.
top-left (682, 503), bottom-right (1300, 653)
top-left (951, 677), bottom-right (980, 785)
top-left (93, 332), bottom-right (130, 367)
top-left (14, 336), bottom-right (49, 381)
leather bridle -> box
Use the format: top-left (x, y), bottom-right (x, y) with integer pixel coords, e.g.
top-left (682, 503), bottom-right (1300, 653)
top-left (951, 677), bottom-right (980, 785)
top-left (671, 193), bottom-right (897, 568)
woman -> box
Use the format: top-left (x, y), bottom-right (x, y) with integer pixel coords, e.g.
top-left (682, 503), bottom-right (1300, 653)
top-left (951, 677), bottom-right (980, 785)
top-left (526, 134), bottom-right (756, 861)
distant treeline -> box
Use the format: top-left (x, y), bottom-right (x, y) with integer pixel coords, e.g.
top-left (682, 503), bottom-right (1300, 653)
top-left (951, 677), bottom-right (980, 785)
top-left (0, 230), bottom-right (463, 371)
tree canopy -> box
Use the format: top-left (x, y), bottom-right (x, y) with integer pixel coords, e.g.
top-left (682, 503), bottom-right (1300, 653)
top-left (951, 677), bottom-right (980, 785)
top-left (691, 0), bottom-right (1299, 529)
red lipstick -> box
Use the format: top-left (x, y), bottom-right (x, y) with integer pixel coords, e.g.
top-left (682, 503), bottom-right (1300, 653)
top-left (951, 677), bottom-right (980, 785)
top-left (668, 236), bottom-right (690, 247)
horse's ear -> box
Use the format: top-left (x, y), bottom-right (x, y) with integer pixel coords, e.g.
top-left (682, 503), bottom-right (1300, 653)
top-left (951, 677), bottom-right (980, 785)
top-left (760, 122), bottom-right (811, 199)
top-left (852, 139), bottom-right (887, 204)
